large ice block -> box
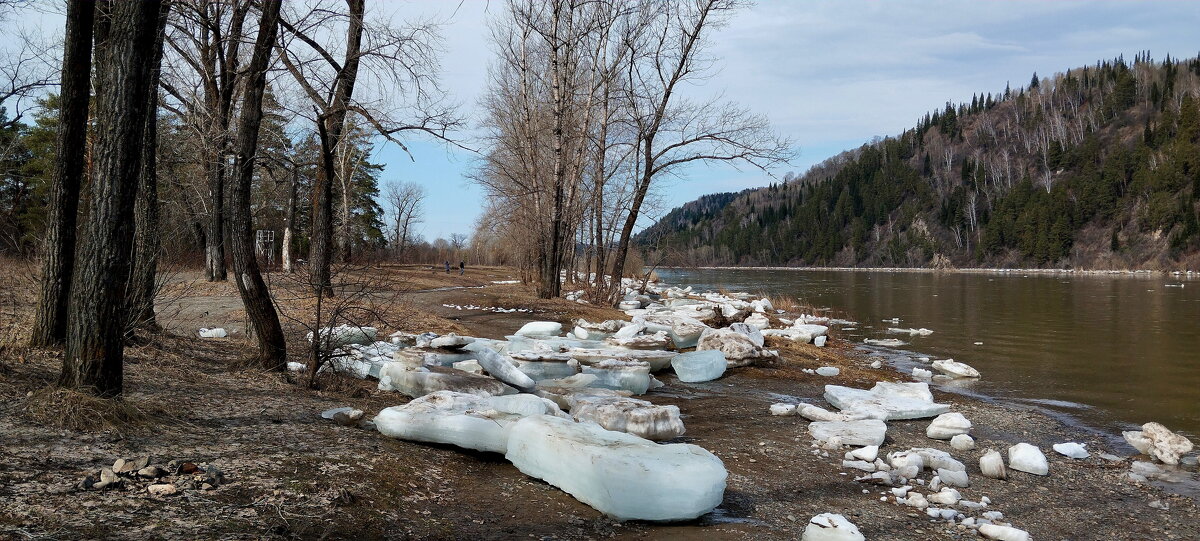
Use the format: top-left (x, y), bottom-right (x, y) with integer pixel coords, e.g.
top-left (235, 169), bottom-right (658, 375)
top-left (375, 391), bottom-right (565, 453)
top-left (504, 415), bottom-right (727, 521)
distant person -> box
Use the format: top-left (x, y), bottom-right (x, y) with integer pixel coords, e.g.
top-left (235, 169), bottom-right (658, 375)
top-left (444, 260), bottom-right (450, 273)
top-left (459, 261), bottom-right (465, 275)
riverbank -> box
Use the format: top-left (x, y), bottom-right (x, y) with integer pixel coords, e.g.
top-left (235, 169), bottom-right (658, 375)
top-left (1, 265), bottom-right (1197, 539)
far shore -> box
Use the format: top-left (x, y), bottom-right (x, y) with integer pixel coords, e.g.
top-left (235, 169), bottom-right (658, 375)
top-left (660, 265), bottom-right (1198, 276)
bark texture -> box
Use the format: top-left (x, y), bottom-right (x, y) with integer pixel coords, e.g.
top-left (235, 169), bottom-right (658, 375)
top-left (60, 0), bottom-right (165, 396)
top-left (30, 0), bottom-right (95, 347)
top-left (228, 0), bottom-right (286, 368)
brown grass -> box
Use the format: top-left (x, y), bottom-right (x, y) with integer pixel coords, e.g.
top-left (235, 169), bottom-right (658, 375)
top-left (22, 387), bottom-right (173, 434)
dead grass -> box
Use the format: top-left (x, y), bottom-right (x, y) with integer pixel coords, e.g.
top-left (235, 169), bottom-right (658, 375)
top-left (22, 386), bottom-right (174, 434)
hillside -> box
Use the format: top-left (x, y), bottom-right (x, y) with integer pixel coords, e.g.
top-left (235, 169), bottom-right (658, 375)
top-left (639, 53), bottom-right (1200, 270)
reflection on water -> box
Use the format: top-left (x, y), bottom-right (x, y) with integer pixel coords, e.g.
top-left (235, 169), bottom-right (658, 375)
top-left (657, 268), bottom-right (1200, 438)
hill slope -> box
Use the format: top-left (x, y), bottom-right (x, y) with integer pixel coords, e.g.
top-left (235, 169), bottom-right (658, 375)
top-left (639, 53), bottom-right (1200, 270)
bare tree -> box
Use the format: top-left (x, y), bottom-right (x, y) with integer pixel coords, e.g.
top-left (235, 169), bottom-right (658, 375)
top-left (276, 0), bottom-right (462, 294)
top-left (606, 0), bottom-right (793, 292)
top-left (228, 0), bottom-right (287, 368)
top-left (382, 179), bottom-right (425, 259)
top-left (159, 0), bottom-right (252, 282)
top-left (126, 2), bottom-right (172, 334)
top-left (29, 0), bottom-right (94, 347)
top-left (61, 0), bottom-right (168, 397)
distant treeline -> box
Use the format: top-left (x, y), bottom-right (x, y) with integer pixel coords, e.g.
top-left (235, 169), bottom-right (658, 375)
top-left (639, 53), bottom-right (1200, 270)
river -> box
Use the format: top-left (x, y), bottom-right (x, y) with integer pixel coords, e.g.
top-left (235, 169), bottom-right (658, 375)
top-left (655, 267), bottom-right (1200, 438)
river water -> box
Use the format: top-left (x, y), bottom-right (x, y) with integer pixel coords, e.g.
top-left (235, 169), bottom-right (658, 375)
top-left (656, 268), bottom-right (1200, 438)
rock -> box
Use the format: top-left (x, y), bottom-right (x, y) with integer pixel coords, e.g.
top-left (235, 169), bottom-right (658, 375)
top-left (770, 403), bottom-right (798, 416)
top-left (931, 359), bottom-right (980, 378)
top-left (937, 468), bottom-right (969, 488)
top-left (1125, 422), bottom-right (1194, 465)
top-left (583, 359), bottom-right (654, 395)
top-left (950, 434), bottom-right (975, 451)
top-left (926, 413), bottom-right (971, 440)
top-left (1008, 443), bottom-right (1049, 475)
top-left (565, 394), bottom-right (685, 441)
top-left (375, 391), bottom-right (566, 453)
top-left (147, 484), bottom-right (178, 497)
top-left (1053, 442), bottom-right (1090, 459)
top-left (137, 466), bottom-right (166, 479)
top-left (505, 415), bottom-right (726, 521)
top-left (377, 362), bottom-right (517, 398)
top-left (801, 513), bottom-right (864, 541)
top-left (979, 449), bottom-right (1007, 479)
top-left (744, 313), bottom-right (770, 330)
top-left (670, 350), bottom-right (726, 383)
top-left (815, 366), bottom-right (840, 377)
top-left (978, 524), bottom-right (1031, 541)
top-left (332, 409), bottom-right (364, 426)
top-left (808, 420), bottom-right (887, 447)
top-left (514, 321), bottom-right (563, 338)
top-left (824, 382), bottom-right (950, 421)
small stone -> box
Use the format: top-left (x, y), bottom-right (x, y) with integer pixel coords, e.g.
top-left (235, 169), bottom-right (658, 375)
top-left (181, 462), bottom-right (200, 474)
top-left (201, 483), bottom-right (214, 491)
top-left (131, 456), bottom-right (150, 471)
top-left (147, 484), bottom-right (178, 497)
top-left (99, 467), bottom-right (118, 484)
top-left (137, 466), bottom-right (166, 479)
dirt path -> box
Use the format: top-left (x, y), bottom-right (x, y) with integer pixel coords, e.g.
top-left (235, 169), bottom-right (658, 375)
top-left (2, 271), bottom-right (1198, 540)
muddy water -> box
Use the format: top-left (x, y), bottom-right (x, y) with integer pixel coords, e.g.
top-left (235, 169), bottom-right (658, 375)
top-left (656, 268), bottom-right (1200, 438)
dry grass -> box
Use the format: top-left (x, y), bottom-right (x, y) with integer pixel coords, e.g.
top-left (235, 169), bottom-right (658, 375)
top-left (22, 387), bottom-right (173, 434)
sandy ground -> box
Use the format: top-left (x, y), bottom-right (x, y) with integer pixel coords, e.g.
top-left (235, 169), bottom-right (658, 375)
top-left (1, 265), bottom-right (1198, 540)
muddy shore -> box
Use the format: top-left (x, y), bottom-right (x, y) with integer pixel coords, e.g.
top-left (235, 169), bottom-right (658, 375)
top-left (1, 265), bottom-right (1197, 540)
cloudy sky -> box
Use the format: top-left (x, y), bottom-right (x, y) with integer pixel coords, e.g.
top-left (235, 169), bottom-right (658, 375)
top-left (8, 1), bottom-right (1200, 240)
top-left (382, 0), bottom-right (1200, 240)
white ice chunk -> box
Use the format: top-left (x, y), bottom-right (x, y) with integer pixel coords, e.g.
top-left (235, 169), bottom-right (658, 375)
top-left (979, 449), bottom-right (1007, 479)
top-left (565, 393), bottom-right (684, 441)
top-left (198, 327), bottom-right (227, 338)
top-left (670, 350), bottom-right (727, 382)
top-left (770, 403), bottom-right (798, 416)
top-left (582, 359), bottom-right (653, 395)
top-left (801, 513), bottom-right (864, 541)
top-left (375, 391), bottom-right (566, 453)
top-left (824, 382), bottom-right (950, 420)
top-left (978, 524), bottom-right (1031, 541)
top-left (816, 366), bottom-right (841, 377)
top-left (1008, 443), bottom-right (1049, 475)
top-left (696, 327), bottom-right (773, 366)
top-left (931, 359), bottom-right (981, 378)
top-left (809, 420), bottom-right (887, 447)
top-left (475, 347), bottom-right (536, 391)
top-left (950, 434), bottom-right (976, 451)
top-left (1125, 422), bottom-right (1195, 465)
top-left (1053, 442), bottom-right (1090, 459)
top-left (505, 415), bottom-right (726, 521)
top-left (926, 413), bottom-right (972, 439)
top-left (744, 312), bottom-right (771, 330)
top-left (514, 321), bottom-right (563, 338)
top-left (377, 362), bottom-right (516, 398)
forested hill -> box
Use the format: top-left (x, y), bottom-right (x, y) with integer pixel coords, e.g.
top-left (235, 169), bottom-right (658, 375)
top-left (638, 53), bottom-right (1200, 270)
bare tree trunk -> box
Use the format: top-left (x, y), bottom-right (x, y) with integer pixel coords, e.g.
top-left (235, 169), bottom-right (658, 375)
top-left (127, 3), bottom-right (170, 333)
top-left (281, 168), bottom-right (297, 273)
top-left (309, 0), bottom-right (364, 296)
top-left (229, 0), bottom-right (286, 368)
top-left (30, 0), bottom-right (95, 347)
top-left (61, 0), bottom-right (165, 396)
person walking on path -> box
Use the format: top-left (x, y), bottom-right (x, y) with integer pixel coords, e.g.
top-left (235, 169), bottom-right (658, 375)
top-left (459, 261), bottom-right (465, 275)
top-left (444, 261), bottom-right (450, 273)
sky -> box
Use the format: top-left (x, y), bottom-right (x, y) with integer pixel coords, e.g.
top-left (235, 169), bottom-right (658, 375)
top-left (5, 1), bottom-right (1200, 241)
